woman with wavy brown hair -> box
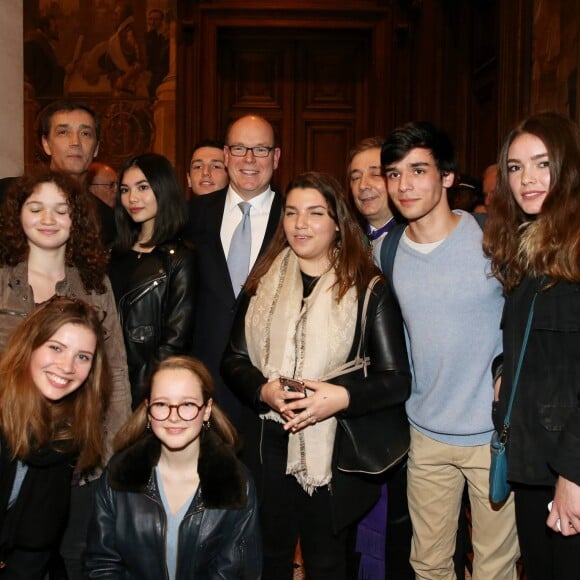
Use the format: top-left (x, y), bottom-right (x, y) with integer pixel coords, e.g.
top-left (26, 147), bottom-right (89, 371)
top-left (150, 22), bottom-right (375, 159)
top-left (221, 171), bottom-right (411, 579)
top-left (0, 296), bottom-right (111, 578)
top-left (0, 169), bottom-right (131, 579)
top-left (483, 112), bottom-right (580, 579)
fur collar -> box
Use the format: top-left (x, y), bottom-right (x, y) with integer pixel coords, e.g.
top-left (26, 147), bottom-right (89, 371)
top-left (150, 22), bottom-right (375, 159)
top-left (107, 430), bottom-right (247, 510)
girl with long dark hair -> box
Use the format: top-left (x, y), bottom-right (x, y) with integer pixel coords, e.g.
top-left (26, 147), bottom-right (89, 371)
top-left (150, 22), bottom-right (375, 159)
top-left (109, 153), bottom-right (196, 408)
top-left (484, 112), bottom-right (580, 579)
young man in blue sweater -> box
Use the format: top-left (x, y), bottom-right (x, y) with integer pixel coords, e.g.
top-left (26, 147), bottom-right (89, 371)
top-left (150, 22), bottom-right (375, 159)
top-left (380, 121), bottom-right (519, 579)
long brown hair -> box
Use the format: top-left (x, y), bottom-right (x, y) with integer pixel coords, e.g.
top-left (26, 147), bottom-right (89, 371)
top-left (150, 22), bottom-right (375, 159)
top-left (0, 297), bottom-right (111, 471)
top-left (245, 171), bottom-right (378, 300)
top-left (483, 112), bottom-right (580, 291)
top-left (0, 169), bottom-right (108, 293)
top-left (114, 356), bottom-right (238, 452)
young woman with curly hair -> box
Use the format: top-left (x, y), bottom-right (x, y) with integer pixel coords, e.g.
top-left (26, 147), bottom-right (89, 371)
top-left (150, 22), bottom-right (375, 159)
top-left (0, 169), bottom-right (131, 579)
top-left (483, 112), bottom-right (580, 579)
top-left (221, 171), bottom-right (411, 579)
top-left (0, 297), bottom-right (111, 578)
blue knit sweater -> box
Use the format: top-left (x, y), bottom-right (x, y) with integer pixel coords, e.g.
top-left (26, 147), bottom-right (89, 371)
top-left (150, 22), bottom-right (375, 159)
top-left (393, 212), bottom-right (503, 446)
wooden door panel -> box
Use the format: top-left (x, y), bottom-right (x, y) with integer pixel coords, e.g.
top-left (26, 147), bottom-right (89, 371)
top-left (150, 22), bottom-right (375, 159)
top-left (218, 28), bottom-right (370, 188)
top-left (301, 36), bottom-right (368, 112)
top-left (221, 43), bottom-right (286, 110)
top-left (303, 122), bottom-right (354, 178)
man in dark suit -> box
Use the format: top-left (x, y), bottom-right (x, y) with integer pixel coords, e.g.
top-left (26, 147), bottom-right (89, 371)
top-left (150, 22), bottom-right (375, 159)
top-left (184, 114), bottom-right (283, 429)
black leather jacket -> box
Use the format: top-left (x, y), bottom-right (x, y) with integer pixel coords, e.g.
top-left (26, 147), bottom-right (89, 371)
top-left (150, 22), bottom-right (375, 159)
top-left (221, 276), bottom-right (411, 532)
top-left (84, 432), bottom-right (262, 579)
top-left (109, 241), bottom-right (196, 408)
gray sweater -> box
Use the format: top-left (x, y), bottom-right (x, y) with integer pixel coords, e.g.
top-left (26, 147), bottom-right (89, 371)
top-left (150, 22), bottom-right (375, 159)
top-left (393, 212), bottom-right (503, 446)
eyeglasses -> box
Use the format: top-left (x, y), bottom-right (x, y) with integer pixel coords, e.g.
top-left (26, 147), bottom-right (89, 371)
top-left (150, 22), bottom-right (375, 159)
top-left (148, 401), bottom-right (205, 421)
top-left (227, 145), bottom-right (274, 158)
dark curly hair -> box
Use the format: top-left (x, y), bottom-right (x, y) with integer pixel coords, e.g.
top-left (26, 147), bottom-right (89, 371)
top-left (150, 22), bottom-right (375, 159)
top-left (0, 169), bottom-right (108, 293)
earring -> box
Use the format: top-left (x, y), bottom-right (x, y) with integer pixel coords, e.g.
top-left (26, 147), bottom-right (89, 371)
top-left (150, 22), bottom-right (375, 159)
top-left (146, 419), bottom-right (151, 431)
top-left (203, 419), bottom-right (211, 431)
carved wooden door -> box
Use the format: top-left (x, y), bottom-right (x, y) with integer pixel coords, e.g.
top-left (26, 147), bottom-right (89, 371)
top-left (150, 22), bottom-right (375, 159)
top-left (217, 28), bottom-right (372, 190)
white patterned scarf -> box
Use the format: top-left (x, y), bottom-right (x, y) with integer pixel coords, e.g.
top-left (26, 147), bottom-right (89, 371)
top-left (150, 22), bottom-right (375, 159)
top-left (245, 248), bottom-right (357, 493)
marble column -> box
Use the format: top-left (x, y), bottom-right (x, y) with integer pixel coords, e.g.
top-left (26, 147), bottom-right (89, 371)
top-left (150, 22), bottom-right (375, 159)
top-left (1, 0), bottom-right (23, 177)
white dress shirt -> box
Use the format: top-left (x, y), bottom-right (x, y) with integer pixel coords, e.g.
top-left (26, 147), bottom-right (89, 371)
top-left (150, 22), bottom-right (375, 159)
top-left (220, 186), bottom-right (275, 271)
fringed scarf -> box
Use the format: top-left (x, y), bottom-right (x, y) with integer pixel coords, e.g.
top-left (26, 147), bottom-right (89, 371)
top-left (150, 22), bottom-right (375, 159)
top-left (245, 248), bottom-right (357, 493)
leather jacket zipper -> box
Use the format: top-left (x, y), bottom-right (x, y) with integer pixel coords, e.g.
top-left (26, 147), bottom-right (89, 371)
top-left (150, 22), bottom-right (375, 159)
top-left (128, 276), bottom-right (166, 306)
top-left (117, 274), bottom-right (167, 327)
top-left (145, 492), bottom-right (170, 580)
top-left (175, 505), bottom-right (204, 578)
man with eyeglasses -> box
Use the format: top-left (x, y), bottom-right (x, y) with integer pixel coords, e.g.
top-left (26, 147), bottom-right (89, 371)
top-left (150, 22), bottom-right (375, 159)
top-left (184, 115), bottom-right (283, 434)
top-left (88, 161), bottom-right (118, 207)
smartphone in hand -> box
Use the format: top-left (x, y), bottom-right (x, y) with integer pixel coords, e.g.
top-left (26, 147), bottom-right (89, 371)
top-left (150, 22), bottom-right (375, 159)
top-left (280, 377), bottom-right (306, 394)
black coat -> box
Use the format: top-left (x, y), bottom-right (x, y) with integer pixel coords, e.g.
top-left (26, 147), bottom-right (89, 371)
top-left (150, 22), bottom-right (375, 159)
top-left (109, 241), bottom-right (196, 408)
top-left (84, 431), bottom-right (262, 579)
top-left (494, 275), bottom-right (580, 486)
top-left (0, 433), bottom-right (76, 576)
top-left (221, 277), bottom-right (411, 532)
top-left (183, 188), bottom-right (283, 427)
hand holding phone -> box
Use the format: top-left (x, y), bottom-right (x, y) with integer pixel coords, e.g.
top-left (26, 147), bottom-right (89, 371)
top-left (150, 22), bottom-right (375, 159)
top-left (280, 377), bottom-right (306, 394)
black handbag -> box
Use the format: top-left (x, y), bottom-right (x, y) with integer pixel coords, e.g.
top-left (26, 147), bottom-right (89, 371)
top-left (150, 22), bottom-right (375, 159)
top-left (489, 293), bottom-right (536, 503)
top-left (336, 403), bottom-right (409, 475)
top-left (325, 276), bottom-right (410, 475)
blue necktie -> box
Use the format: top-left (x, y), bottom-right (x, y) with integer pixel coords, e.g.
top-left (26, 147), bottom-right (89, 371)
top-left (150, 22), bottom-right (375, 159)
top-left (227, 202), bottom-right (252, 296)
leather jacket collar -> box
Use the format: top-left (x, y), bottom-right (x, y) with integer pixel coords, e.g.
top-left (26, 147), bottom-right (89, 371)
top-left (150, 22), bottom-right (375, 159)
top-left (107, 430), bottom-right (247, 510)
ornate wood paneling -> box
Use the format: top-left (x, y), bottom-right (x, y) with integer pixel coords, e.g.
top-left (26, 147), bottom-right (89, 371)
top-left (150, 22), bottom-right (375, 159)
top-left (532, 0), bottom-right (580, 122)
top-left (217, 28), bottom-right (369, 187)
top-left (303, 122), bottom-right (355, 177)
top-left (177, 0), bottom-right (538, 188)
top-left (497, 0), bottom-right (533, 144)
top-left (177, 1), bottom-right (391, 189)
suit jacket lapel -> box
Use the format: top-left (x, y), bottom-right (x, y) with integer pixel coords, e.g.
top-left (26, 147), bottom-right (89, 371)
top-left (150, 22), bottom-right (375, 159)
top-left (204, 190), bottom-right (236, 296)
top-left (259, 191), bottom-right (283, 256)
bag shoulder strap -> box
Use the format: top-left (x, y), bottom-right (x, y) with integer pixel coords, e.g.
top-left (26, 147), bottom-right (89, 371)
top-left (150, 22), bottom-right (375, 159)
top-left (471, 211), bottom-right (487, 230)
top-left (503, 293), bottom-right (537, 430)
top-left (357, 275), bottom-right (381, 355)
top-left (379, 223), bottom-right (406, 300)
top-left (319, 275), bottom-right (380, 381)
top-left (379, 216), bottom-right (483, 297)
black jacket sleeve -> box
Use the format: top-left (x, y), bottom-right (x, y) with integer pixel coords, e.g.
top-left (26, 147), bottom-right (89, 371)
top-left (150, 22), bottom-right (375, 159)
top-left (156, 246), bottom-right (197, 361)
top-left (333, 279), bottom-right (411, 417)
top-left (221, 279), bottom-right (411, 417)
top-left (221, 292), bottom-right (270, 413)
